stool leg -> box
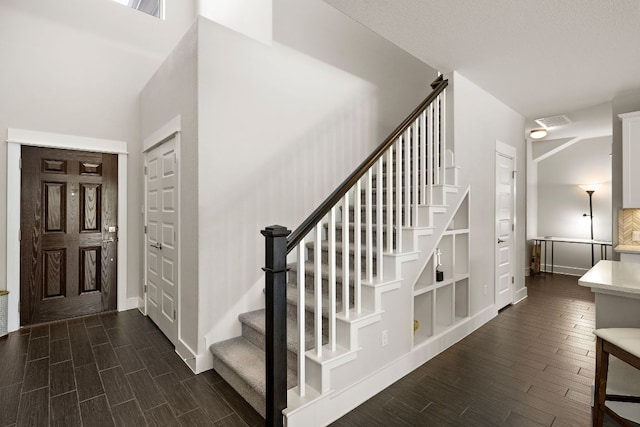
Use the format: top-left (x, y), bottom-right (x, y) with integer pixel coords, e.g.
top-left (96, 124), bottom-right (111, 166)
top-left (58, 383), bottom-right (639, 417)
top-left (593, 336), bottom-right (609, 427)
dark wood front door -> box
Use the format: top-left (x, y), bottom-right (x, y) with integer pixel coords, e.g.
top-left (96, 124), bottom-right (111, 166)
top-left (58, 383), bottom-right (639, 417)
top-left (20, 146), bottom-right (118, 326)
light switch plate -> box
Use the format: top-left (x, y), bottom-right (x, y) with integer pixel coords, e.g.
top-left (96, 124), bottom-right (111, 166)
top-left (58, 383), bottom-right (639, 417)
top-left (108, 226), bottom-right (117, 233)
top-left (633, 231), bottom-right (640, 242)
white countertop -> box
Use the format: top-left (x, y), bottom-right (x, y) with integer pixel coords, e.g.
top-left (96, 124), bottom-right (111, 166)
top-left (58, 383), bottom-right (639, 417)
top-left (579, 260), bottom-right (640, 295)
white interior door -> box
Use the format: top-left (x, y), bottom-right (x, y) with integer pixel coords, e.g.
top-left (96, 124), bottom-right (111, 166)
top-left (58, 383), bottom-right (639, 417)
top-left (145, 136), bottom-right (178, 344)
top-left (495, 146), bottom-right (515, 310)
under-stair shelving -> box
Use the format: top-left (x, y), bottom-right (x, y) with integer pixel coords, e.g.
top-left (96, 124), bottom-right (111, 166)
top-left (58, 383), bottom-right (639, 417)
top-left (413, 190), bottom-right (470, 347)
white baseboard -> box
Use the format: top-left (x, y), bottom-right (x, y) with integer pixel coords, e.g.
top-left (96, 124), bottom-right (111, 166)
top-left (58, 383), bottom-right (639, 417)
top-left (137, 297), bottom-right (146, 315)
top-left (285, 306), bottom-right (497, 426)
top-left (539, 264), bottom-right (588, 276)
top-left (194, 351), bottom-right (214, 374)
top-left (126, 297), bottom-right (139, 310)
top-left (513, 286), bottom-right (528, 304)
top-left (176, 339), bottom-right (198, 373)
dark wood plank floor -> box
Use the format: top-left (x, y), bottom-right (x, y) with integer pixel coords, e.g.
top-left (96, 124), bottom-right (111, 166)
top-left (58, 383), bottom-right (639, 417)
top-left (332, 273), bottom-right (639, 427)
top-left (2, 274), bottom-right (638, 426)
top-left (0, 309), bottom-right (262, 427)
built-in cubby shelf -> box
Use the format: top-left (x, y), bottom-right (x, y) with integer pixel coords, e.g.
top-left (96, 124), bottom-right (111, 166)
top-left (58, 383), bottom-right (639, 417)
top-left (413, 190), bottom-right (470, 347)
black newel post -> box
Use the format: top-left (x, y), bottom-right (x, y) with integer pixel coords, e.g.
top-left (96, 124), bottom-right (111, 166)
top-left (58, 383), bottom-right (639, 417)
top-left (261, 225), bottom-right (290, 427)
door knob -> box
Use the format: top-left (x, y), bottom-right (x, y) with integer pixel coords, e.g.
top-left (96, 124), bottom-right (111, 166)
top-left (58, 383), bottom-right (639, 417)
top-left (497, 238), bottom-right (505, 244)
top-left (150, 242), bottom-right (162, 250)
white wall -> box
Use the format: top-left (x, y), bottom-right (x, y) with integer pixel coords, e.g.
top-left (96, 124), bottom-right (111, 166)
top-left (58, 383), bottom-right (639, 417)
top-left (196, 0), bottom-right (437, 359)
top-left (140, 23), bottom-right (200, 355)
top-left (197, 0), bottom-right (272, 45)
top-left (537, 136), bottom-right (612, 275)
top-left (450, 72), bottom-right (527, 310)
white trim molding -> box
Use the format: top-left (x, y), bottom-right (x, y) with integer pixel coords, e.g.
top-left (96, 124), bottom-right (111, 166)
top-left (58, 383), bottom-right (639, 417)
top-left (495, 140), bottom-right (521, 307)
top-left (5, 128), bottom-right (128, 332)
top-left (8, 128), bottom-right (127, 154)
top-left (143, 115), bottom-right (181, 153)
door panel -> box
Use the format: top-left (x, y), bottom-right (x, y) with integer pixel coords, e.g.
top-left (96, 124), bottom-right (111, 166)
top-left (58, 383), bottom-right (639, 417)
top-left (20, 147), bottom-right (118, 326)
top-left (495, 152), bottom-right (514, 310)
top-left (145, 137), bottom-right (178, 344)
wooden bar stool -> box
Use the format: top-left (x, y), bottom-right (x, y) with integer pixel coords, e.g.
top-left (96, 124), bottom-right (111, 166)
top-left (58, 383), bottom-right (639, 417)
top-left (593, 328), bottom-right (640, 426)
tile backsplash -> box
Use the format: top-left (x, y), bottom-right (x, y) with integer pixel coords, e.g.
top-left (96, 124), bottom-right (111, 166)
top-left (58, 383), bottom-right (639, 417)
top-left (618, 208), bottom-right (640, 245)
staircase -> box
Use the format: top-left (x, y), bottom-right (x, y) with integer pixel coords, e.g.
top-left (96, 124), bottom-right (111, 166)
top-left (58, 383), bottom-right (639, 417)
top-left (210, 76), bottom-right (461, 424)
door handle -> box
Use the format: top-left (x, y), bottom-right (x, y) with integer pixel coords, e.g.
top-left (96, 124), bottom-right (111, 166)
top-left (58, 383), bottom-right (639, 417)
top-left (150, 242), bottom-right (162, 250)
top-left (497, 238), bottom-right (505, 244)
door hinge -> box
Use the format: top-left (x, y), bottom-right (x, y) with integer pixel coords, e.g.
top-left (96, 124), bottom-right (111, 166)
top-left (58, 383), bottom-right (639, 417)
top-left (18, 228), bottom-right (21, 241)
top-left (19, 158), bottom-right (22, 169)
top-left (512, 276), bottom-right (515, 284)
top-left (512, 170), bottom-right (516, 179)
top-left (144, 225), bottom-right (147, 234)
top-left (143, 284), bottom-right (147, 293)
top-left (173, 309), bottom-right (176, 320)
top-left (174, 153), bottom-right (177, 164)
top-left (144, 166), bottom-right (147, 175)
top-left (512, 224), bottom-right (515, 232)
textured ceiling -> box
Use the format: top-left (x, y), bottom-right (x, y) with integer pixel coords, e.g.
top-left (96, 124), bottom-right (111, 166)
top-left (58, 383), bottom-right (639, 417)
top-left (324, 0), bottom-right (640, 120)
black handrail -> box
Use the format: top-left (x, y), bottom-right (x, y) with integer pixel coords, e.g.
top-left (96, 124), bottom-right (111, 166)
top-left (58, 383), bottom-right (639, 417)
top-left (286, 75), bottom-right (448, 254)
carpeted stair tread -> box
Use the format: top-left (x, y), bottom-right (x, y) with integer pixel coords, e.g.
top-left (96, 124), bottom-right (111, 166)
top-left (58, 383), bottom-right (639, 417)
top-left (209, 336), bottom-right (297, 402)
top-left (305, 240), bottom-right (378, 258)
top-left (239, 309), bottom-right (319, 355)
top-left (286, 283), bottom-right (346, 318)
top-left (326, 222), bottom-right (390, 233)
top-left (288, 261), bottom-right (359, 285)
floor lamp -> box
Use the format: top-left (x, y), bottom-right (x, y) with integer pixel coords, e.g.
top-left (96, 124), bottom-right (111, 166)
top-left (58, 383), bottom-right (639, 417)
top-left (580, 184), bottom-right (600, 266)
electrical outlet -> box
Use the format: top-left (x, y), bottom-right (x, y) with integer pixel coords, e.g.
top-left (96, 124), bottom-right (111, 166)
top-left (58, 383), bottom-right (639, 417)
top-left (633, 231), bottom-right (640, 242)
top-left (381, 330), bottom-right (388, 347)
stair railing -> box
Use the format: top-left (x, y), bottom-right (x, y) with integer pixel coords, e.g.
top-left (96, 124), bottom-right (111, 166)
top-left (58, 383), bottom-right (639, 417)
top-left (262, 75), bottom-right (448, 427)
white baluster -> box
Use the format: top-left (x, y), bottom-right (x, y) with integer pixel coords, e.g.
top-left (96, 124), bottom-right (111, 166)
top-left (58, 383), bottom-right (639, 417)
top-left (427, 104), bottom-right (434, 206)
top-left (342, 193), bottom-right (350, 319)
top-left (404, 129), bottom-right (410, 227)
top-left (376, 157), bottom-right (383, 280)
top-left (395, 136), bottom-right (403, 253)
top-left (354, 180), bottom-right (362, 314)
top-left (386, 148), bottom-right (393, 253)
top-left (314, 223), bottom-right (322, 358)
top-left (328, 207), bottom-right (336, 352)
top-left (420, 111), bottom-right (427, 205)
top-left (412, 121), bottom-right (419, 227)
top-left (434, 94), bottom-right (441, 185)
top-left (365, 169), bottom-right (373, 284)
top-left (296, 240), bottom-right (306, 397)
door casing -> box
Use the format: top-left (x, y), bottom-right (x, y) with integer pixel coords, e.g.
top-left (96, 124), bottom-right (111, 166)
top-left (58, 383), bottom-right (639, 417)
top-left (495, 140), bottom-right (516, 309)
top-left (141, 116), bottom-right (182, 348)
top-left (6, 128), bottom-right (129, 332)
top-left (143, 135), bottom-right (180, 345)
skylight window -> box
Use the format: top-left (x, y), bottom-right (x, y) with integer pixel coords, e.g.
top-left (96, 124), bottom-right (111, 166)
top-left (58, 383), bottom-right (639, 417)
top-left (112, 0), bottom-right (163, 19)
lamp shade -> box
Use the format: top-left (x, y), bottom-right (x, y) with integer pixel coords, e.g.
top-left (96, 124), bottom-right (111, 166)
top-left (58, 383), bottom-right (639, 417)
top-left (530, 128), bottom-right (547, 139)
top-left (579, 184), bottom-right (601, 192)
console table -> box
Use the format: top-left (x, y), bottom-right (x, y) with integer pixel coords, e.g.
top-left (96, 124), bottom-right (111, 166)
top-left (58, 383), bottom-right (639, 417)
top-left (532, 236), bottom-right (612, 274)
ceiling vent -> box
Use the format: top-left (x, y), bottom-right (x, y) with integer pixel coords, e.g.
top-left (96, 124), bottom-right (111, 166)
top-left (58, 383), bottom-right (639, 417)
top-left (534, 115), bottom-right (571, 129)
